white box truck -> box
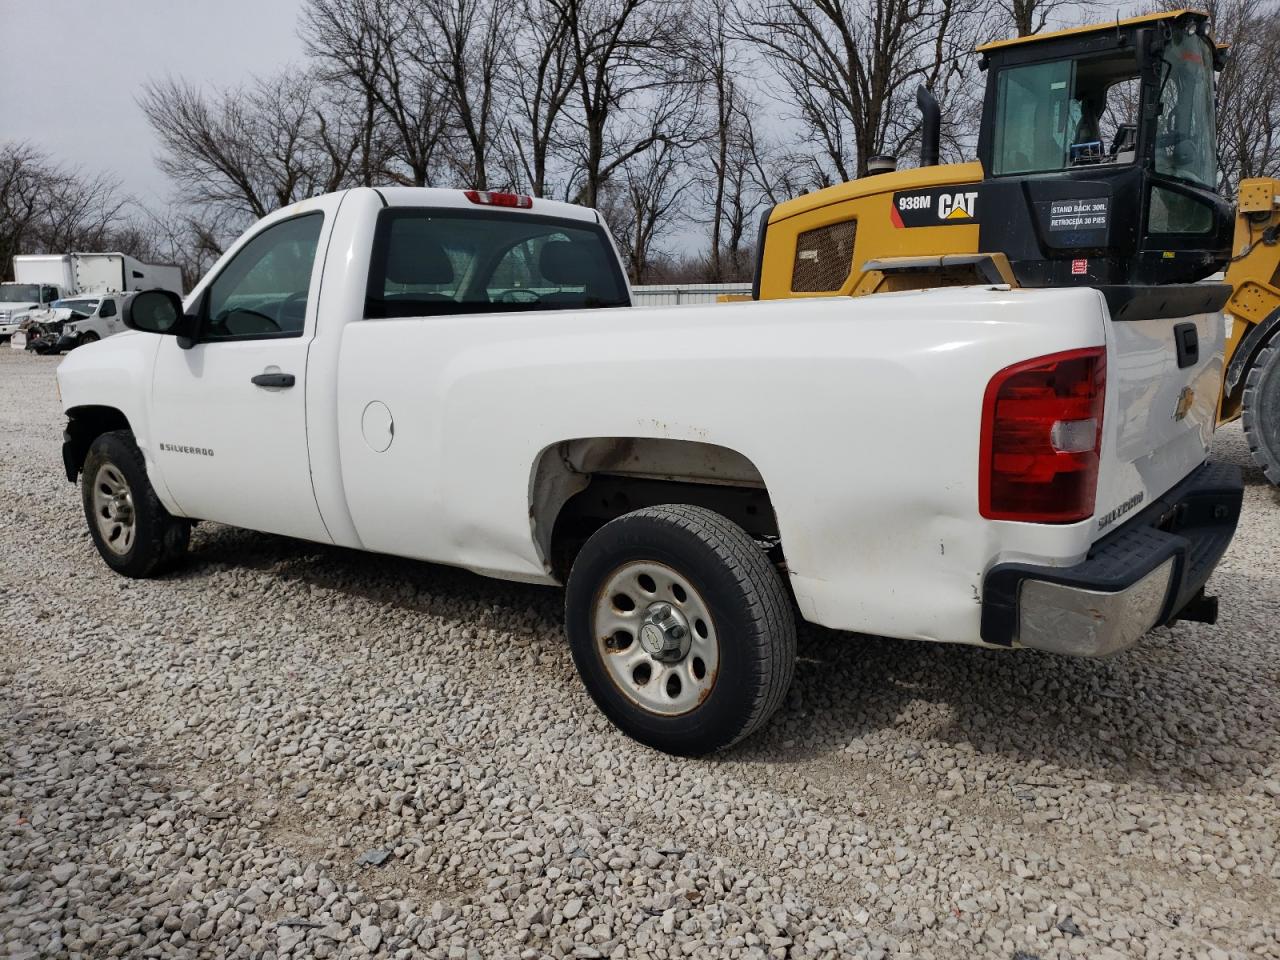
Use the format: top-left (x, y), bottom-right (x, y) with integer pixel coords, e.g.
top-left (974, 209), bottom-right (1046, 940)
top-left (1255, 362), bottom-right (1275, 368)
top-left (0, 256), bottom-right (76, 340)
top-left (72, 253), bottom-right (183, 297)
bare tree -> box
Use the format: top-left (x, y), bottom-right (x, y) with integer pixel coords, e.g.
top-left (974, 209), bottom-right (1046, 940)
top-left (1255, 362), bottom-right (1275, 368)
top-left (0, 141), bottom-right (128, 279)
top-left (312, 82), bottom-right (388, 190)
top-left (302, 0), bottom-right (451, 186)
top-left (504, 0), bottom-right (579, 196)
top-left (0, 142), bottom-right (49, 275)
top-left (691, 0), bottom-right (764, 280)
top-left (418, 0), bottom-right (514, 189)
top-left (139, 71), bottom-right (371, 226)
top-left (743, 0), bottom-right (979, 182)
top-left (992, 0), bottom-right (1093, 38)
top-left (1198, 0), bottom-right (1280, 186)
top-left (614, 139), bottom-right (694, 281)
top-left (554, 0), bottom-right (702, 208)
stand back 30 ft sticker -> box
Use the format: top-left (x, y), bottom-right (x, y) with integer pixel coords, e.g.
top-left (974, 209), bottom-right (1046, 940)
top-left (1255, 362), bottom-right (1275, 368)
top-left (891, 187), bottom-right (980, 227)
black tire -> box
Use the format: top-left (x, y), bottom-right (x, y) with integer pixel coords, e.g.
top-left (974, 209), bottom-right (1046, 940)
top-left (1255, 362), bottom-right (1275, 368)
top-left (82, 430), bottom-right (190, 578)
top-left (1242, 336), bottom-right (1280, 484)
top-left (80, 332), bottom-right (100, 345)
top-left (565, 504), bottom-right (795, 755)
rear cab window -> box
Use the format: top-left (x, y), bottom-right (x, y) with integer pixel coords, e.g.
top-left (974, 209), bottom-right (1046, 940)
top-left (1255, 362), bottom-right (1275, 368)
top-left (365, 209), bottom-right (630, 319)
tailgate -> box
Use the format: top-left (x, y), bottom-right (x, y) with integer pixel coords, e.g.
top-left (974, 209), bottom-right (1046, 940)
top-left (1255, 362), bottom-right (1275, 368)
top-left (1092, 288), bottom-right (1226, 543)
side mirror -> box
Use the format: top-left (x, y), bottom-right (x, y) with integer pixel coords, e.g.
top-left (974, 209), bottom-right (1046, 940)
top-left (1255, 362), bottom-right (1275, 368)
top-left (123, 289), bottom-right (197, 346)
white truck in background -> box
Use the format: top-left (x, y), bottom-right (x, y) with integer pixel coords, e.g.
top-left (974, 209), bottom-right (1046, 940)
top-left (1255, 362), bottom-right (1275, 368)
top-left (55, 187), bottom-right (1243, 755)
top-left (5, 252), bottom-right (184, 350)
top-left (0, 255), bottom-right (75, 340)
top-left (72, 252), bottom-right (184, 299)
top-left (54, 255), bottom-right (183, 350)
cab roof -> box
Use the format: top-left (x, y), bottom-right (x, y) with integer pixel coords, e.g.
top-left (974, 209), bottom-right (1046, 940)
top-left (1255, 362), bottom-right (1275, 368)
top-left (976, 9), bottom-right (1208, 53)
top-left (373, 187), bottom-right (601, 225)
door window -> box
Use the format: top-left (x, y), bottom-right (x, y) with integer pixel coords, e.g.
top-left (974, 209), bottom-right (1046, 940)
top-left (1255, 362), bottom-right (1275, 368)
top-left (98, 298), bottom-right (117, 318)
top-left (202, 213), bottom-right (324, 341)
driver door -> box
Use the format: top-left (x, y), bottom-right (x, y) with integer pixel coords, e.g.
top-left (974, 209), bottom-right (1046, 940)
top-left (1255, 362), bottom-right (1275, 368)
top-left (97, 296), bottom-right (122, 335)
top-left (149, 208), bottom-right (334, 543)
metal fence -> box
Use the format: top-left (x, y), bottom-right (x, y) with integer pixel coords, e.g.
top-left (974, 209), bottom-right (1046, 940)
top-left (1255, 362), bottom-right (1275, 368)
top-left (629, 283), bottom-right (752, 306)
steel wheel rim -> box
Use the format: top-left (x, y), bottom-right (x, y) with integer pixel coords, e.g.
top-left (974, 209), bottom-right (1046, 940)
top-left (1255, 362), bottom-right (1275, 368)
top-left (92, 462), bottom-right (136, 556)
top-left (592, 561), bottom-right (720, 716)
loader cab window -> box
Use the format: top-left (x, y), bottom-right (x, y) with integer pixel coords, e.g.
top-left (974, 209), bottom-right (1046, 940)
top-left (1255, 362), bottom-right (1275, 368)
top-left (1154, 31), bottom-right (1217, 189)
top-left (991, 55), bottom-right (1141, 176)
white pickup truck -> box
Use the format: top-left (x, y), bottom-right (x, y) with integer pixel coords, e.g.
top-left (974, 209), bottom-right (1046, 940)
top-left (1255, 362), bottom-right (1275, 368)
top-left (56, 187), bottom-right (1242, 754)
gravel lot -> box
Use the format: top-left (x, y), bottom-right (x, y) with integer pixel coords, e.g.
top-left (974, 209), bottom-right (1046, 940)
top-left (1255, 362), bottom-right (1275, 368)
top-left (1, 347), bottom-right (1277, 960)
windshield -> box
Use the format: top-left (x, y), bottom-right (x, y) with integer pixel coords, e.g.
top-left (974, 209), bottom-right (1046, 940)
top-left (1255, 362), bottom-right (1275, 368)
top-left (1155, 31), bottom-right (1217, 188)
top-left (0, 284), bottom-right (41, 303)
top-left (991, 54), bottom-right (1142, 176)
top-left (54, 298), bottom-right (100, 317)
top-left (365, 210), bottom-right (629, 319)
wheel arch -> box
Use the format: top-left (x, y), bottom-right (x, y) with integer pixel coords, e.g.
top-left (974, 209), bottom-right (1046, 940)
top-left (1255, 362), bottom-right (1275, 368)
top-left (527, 437), bottom-right (783, 581)
top-left (62, 405), bottom-right (133, 482)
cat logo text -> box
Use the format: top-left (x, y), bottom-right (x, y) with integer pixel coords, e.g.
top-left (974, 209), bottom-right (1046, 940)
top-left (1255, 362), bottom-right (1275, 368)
top-left (891, 188), bottom-right (981, 228)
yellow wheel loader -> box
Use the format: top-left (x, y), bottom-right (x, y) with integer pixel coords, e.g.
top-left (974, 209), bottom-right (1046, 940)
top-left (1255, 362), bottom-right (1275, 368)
top-left (1222, 179), bottom-right (1280, 480)
top-left (749, 10), bottom-right (1280, 481)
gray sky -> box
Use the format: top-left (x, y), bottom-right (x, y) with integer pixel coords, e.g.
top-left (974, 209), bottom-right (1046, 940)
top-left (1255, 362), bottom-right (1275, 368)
top-left (0, 0), bottom-right (304, 206)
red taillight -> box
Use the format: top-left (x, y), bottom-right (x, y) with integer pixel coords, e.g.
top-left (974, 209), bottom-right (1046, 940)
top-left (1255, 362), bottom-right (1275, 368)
top-left (979, 347), bottom-right (1105, 523)
top-left (464, 189), bottom-right (533, 209)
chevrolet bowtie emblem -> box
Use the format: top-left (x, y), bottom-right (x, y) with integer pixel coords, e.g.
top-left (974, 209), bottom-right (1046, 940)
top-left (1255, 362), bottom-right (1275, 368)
top-left (1174, 385), bottom-right (1195, 421)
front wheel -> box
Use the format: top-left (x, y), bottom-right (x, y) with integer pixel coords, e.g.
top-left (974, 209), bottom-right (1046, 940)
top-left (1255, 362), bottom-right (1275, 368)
top-left (565, 504), bottom-right (795, 755)
top-left (82, 430), bottom-right (190, 577)
top-left (1242, 337), bottom-right (1280, 484)
top-left (79, 331), bottom-right (100, 346)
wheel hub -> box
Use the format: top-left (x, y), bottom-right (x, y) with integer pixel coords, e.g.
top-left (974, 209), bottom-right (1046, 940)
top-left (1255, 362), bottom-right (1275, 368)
top-left (592, 560), bottom-right (720, 717)
top-left (639, 602), bottom-right (690, 661)
top-left (91, 462), bottom-right (137, 556)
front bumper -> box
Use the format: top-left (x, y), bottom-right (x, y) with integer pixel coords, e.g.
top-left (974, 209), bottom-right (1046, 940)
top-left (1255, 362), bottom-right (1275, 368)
top-left (981, 461), bottom-right (1242, 657)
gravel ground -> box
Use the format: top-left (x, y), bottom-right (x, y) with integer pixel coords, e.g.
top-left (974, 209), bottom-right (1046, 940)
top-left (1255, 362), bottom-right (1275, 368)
top-left (1, 347), bottom-right (1277, 960)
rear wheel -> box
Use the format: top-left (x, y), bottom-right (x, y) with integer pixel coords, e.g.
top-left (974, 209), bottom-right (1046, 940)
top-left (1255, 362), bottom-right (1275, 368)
top-left (1242, 337), bottom-right (1280, 484)
top-left (565, 504), bottom-right (795, 755)
top-left (82, 430), bottom-right (190, 577)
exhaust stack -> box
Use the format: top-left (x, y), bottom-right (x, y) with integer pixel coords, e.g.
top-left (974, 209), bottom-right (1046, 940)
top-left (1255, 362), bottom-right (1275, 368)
top-left (917, 86), bottom-right (940, 167)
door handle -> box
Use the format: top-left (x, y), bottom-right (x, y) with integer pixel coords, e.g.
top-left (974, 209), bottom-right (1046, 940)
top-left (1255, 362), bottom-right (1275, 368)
top-left (1173, 322), bottom-right (1199, 369)
top-left (251, 372), bottom-right (296, 388)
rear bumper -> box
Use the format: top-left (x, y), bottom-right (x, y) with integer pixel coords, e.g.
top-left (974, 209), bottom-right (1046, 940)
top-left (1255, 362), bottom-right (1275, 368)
top-left (981, 461), bottom-right (1242, 656)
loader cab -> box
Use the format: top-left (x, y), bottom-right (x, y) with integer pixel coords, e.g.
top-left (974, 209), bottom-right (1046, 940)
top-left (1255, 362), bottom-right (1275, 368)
top-left (975, 10), bottom-right (1233, 287)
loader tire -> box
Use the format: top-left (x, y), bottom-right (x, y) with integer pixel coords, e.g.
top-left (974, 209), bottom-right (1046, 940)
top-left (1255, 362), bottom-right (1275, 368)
top-left (1242, 337), bottom-right (1280, 485)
